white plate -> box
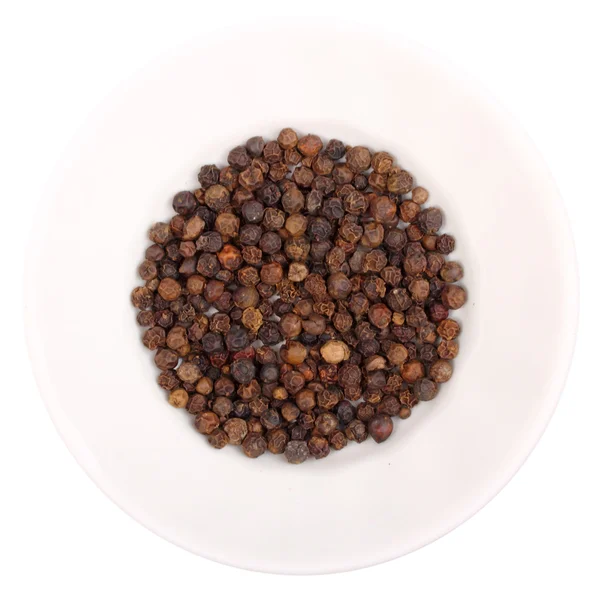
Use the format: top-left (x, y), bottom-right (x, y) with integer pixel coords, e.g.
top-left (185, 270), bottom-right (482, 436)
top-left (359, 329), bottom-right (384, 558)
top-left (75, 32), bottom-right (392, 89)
top-left (25, 26), bottom-right (578, 574)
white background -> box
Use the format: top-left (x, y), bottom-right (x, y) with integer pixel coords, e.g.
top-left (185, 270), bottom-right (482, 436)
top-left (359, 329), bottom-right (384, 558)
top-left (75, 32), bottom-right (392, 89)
top-left (1, 0), bottom-right (598, 590)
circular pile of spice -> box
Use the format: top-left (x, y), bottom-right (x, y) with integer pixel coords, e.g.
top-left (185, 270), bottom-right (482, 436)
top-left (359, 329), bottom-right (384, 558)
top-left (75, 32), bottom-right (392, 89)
top-left (131, 129), bottom-right (466, 463)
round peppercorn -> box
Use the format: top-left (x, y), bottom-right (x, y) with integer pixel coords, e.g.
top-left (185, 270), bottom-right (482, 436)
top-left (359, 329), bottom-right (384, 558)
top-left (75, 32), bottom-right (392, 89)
top-left (231, 359), bottom-right (256, 385)
top-left (429, 360), bottom-right (453, 383)
top-left (260, 262), bottom-right (284, 285)
top-left (315, 412), bottom-right (338, 436)
top-left (284, 440), bottom-right (310, 464)
top-left (414, 379), bottom-right (439, 401)
top-left (401, 359), bottom-right (425, 383)
top-left (280, 341), bottom-right (308, 366)
top-left (242, 433), bottom-right (267, 458)
top-left (320, 340), bottom-right (350, 364)
top-left (246, 136), bottom-right (265, 157)
top-left (346, 146), bottom-right (371, 172)
top-left (195, 411), bottom-right (220, 435)
top-left (440, 261), bottom-right (464, 283)
top-left (267, 428), bottom-right (289, 454)
top-left (368, 414), bottom-right (394, 443)
top-left (168, 388), bottom-right (189, 408)
top-left (297, 134), bottom-right (323, 157)
top-left (308, 435), bottom-right (330, 459)
top-left (441, 284), bottom-right (467, 309)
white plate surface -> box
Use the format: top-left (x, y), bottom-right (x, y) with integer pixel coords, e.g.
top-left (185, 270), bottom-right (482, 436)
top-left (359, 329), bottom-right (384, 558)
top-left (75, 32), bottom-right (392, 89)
top-left (25, 27), bottom-right (578, 574)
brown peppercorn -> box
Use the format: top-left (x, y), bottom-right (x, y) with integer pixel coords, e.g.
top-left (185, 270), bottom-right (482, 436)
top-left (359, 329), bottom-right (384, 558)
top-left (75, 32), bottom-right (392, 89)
top-left (295, 389), bottom-right (316, 412)
top-left (307, 435), bottom-right (331, 459)
top-left (329, 430), bottom-right (348, 450)
top-left (429, 359), bottom-right (453, 383)
top-left (154, 348), bottom-right (179, 370)
top-left (361, 222), bottom-right (384, 248)
top-left (280, 402), bottom-right (299, 423)
top-left (418, 207), bottom-right (443, 234)
top-left (242, 433), bottom-right (267, 458)
top-left (368, 414), bottom-right (394, 443)
top-left (401, 359), bottom-right (425, 383)
top-left (155, 278), bottom-right (180, 302)
top-left (345, 419), bottom-right (369, 443)
top-left (312, 153), bottom-right (334, 176)
top-left (214, 212), bottom-right (240, 239)
top-left (267, 428), bottom-right (289, 454)
top-left (246, 136), bottom-right (265, 157)
top-left (260, 262), bottom-right (284, 285)
top-left (378, 395), bottom-right (401, 416)
top-left (368, 303), bottom-right (392, 329)
top-left (195, 411), bottom-right (220, 435)
top-left (284, 440), bottom-right (310, 464)
top-left (276, 312), bottom-right (300, 338)
top-left (346, 146), bottom-right (371, 172)
top-left (421, 235), bottom-right (437, 252)
top-left (370, 195), bottom-right (397, 224)
top-left (288, 262), bottom-right (309, 283)
top-left (277, 127), bottom-right (298, 149)
top-left (414, 378), bottom-right (439, 401)
top-left (204, 184), bottom-right (230, 212)
top-left (157, 370), bottom-right (180, 391)
top-left (320, 340), bottom-right (350, 364)
top-left (227, 145), bottom-right (252, 171)
top-left (138, 260), bottom-right (158, 281)
top-left (317, 387), bottom-right (341, 409)
top-left (280, 341), bottom-right (308, 366)
top-left (412, 186), bottom-right (429, 205)
top-left (195, 377), bottom-right (213, 395)
top-left (168, 388), bottom-right (189, 408)
top-left (207, 429), bottom-right (229, 449)
top-left (232, 286), bottom-right (259, 310)
top-left (327, 272), bottom-right (352, 300)
top-left (212, 395), bottom-right (234, 419)
top-left (437, 234), bottom-right (456, 254)
top-left (176, 362), bottom-right (201, 383)
top-left (285, 213), bottom-right (309, 236)
top-left (387, 170), bottom-right (413, 194)
top-left (260, 408), bottom-right (282, 430)
top-left (372, 151), bottom-right (394, 173)
top-left (187, 393), bottom-right (208, 414)
top-left (241, 307), bottom-right (263, 332)
top-left (292, 166), bottom-right (314, 188)
top-left (297, 134), bottom-right (323, 157)
top-left (302, 313), bottom-right (327, 335)
top-left (399, 200), bottom-right (421, 223)
top-left (441, 284), bottom-right (467, 309)
top-left (438, 339), bottom-right (460, 360)
top-left (314, 412), bottom-right (339, 436)
top-left (148, 222), bottom-right (173, 245)
top-left (437, 319), bottom-right (461, 340)
top-left (166, 326), bottom-right (187, 351)
top-left (440, 261), bottom-right (464, 283)
top-left (260, 141), bottom-right (281, 164)
top-left (142, 326), bottom-right (166, 350)
top-left (246, 417), bottom-right (264, 435)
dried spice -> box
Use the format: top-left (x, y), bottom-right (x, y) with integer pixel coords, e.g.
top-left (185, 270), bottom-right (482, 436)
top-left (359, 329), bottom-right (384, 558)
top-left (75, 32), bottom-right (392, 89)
top-left (132, 129), bottom-right (466, 462)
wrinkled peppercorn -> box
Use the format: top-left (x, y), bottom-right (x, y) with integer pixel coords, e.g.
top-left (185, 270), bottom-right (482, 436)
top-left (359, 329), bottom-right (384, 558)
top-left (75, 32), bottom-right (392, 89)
top-left (284, 440), bottom-right (310, 464)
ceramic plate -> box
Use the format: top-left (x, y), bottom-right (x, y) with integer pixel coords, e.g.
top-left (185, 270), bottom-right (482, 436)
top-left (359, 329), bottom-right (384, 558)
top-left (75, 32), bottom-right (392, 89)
top-left (25, 26), bottom-right (578, 574)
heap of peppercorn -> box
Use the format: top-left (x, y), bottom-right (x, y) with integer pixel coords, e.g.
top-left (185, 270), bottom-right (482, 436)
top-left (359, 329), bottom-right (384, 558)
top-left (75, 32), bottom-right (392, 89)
top-left (131, 129), bottom-right (467, 463)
